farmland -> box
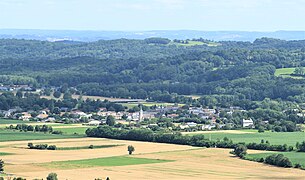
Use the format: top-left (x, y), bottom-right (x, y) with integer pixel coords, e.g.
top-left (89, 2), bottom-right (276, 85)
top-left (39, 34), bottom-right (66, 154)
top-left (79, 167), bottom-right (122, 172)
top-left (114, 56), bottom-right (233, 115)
top-left (1, 138), bottom-right (305, 179)
top-left (183, 130), bottom-right (305, 146)
top-left (0, 129), bottom-right (82, 142)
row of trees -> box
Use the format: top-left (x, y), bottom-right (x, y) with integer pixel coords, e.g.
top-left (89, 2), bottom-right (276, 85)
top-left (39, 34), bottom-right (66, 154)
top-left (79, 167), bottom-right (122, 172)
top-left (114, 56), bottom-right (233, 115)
top-left (85, 126), bottom-right (297, 152)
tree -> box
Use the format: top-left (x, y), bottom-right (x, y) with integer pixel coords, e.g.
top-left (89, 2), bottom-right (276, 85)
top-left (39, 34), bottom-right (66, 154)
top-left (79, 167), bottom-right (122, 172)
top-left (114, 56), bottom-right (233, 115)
top-left (16, 90), bottom-right (23, 98)
top-left (128, 145), bottom-right (135, 155)
top-left (47, 172), bottom-right (58, 180)
top-left (0, 159), bottom-right (4, 173)
top-left (53, 91), bottom-right (61, 98)
top-left (106, 115), bottom-right (116, 126)
top-left (232, 144), bottom-right (247, 158)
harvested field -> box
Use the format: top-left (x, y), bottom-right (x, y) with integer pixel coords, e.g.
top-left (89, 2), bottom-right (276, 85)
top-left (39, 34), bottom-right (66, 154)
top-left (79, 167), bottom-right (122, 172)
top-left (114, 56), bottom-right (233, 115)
top-left (1, 138), bottom-right (305, 180)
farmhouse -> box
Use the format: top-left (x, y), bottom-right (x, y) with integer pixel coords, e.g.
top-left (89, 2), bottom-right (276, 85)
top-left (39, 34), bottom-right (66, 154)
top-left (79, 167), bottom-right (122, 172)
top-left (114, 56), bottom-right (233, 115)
top-left (242, 118), bottom-right (254, 128)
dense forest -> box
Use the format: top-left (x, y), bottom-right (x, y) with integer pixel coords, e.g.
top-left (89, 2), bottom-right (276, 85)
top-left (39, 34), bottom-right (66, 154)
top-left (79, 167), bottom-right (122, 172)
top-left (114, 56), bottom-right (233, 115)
top-left (1, 37), bottom-right (305, 108)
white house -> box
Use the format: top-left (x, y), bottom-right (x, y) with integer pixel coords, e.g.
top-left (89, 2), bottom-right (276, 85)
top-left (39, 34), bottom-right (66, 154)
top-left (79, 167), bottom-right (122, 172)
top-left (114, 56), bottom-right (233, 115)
top-left (242, 118), bottom-right (254, 128)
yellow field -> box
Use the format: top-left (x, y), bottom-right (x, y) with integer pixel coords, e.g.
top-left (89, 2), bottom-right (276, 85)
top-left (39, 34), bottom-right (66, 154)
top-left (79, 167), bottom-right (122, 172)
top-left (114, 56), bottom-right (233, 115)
top-left (1, 138), bottom-right (305, 180)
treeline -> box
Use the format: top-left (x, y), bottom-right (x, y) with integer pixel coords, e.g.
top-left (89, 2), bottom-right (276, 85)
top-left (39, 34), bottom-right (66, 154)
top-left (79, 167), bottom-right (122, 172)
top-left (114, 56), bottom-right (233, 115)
top-left (85, 126), bottom-right (296, 152)
top-left (27, 142), bottom-right (57, 150)
top-left (0, 92), bottom-right (124, 112)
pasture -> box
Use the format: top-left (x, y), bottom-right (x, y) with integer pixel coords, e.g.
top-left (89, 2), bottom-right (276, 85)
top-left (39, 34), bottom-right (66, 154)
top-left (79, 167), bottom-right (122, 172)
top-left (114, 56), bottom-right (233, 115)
top-left (0, 129), bottom-right (81, 142)
top-left (274, 67), bottom-right (304, 79)
top-left (1, 137), bottom-right (305, 179)
top-left (184, 130), bottom-right (305, 146)
top-left (246, 151), bottom-right (305, 167)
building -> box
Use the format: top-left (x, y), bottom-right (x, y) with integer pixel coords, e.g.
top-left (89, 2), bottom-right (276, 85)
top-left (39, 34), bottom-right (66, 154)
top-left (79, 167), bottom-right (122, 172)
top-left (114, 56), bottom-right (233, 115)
top-left (242, 118), bottom-right (254, 128)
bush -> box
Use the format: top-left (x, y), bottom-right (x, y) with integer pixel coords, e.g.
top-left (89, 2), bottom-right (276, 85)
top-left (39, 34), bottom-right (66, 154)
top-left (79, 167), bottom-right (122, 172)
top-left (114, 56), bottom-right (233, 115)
top-left (89, 145), bottom-right (94, 149)
top-left (47, 145), bottom-right (57, 150)
top-left (265, 154), bottom-right (292, 168)
top-left (47, 173), bottom-right (58, 180)
top-left (232, 144), bottom-right (247, 158)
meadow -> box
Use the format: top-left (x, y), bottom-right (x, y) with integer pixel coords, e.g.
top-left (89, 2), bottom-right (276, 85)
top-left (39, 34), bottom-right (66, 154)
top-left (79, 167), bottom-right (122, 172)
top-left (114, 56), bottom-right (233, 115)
top-left (274, 67), bottom-right (304, 79)
top-left (184, 130), bottom-right (305, 146)
top-left (40, 156), bottom-right (172, 169)
top-left (0, 129), bottom-right (82, 142)
top-left (246, 151), bottom-right (305, 167)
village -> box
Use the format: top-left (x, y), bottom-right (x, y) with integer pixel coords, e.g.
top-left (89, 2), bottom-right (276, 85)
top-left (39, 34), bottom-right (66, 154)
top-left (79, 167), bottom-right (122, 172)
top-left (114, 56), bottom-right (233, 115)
top-left (1, 102), bottom-right (256, 132)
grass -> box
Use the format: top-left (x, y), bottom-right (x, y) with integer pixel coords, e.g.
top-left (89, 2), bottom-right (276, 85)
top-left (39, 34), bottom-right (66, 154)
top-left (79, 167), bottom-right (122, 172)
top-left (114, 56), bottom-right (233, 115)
top-left (0, 119), bottom-right (35, 124)
top-left (57, 144), bottom-right (120, 150)
top-left (246, 151), bottom-right (305, 167)
top-left (274, 67), bottom-right (305, 79)
top-left (0, 152), bottom-right (13, 156)
top-left (39, 156), bottom-right (173, 169)
top-left (188, 130), bottom-right (305, 146)
top-left (0, 129), bottom-right (83, 142)
top-left (53, 127), bottom-right (89, 135)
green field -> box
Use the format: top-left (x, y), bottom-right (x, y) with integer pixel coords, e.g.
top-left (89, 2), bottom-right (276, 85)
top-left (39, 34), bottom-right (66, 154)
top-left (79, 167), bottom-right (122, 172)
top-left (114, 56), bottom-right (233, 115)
top-left (40, 156), bottom-right (172, 169)
top-left (53, 127), bottom-right (89, 135)
top-left (0, 119), bottom-right (34, 124)
top-left (58, 144), bottom-right (120, 150)
top-left (274, 67), bottom-right (304, 79)
top-left (188, 131), bottom-right (305, 146)
top-left (246, 151), bottom-right (305, 167)
top-left (0, 129), bottom-right (82, 142)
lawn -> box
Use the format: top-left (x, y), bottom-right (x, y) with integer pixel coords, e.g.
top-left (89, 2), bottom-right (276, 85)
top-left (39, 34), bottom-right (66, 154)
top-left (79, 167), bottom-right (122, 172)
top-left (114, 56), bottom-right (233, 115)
top-left (187, 130), bottom-right (305, 146)
top-left (0, 129), bottom-right (82, 142)
top-left (40, 156), bottom-right (173, 169)
top-left (274, 67), bottom-right (304, 79)
top-left (246, 151), bottom-right (305, 167)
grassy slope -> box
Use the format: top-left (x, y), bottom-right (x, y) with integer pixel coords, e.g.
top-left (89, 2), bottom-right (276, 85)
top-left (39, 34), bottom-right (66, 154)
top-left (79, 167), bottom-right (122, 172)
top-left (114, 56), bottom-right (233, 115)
top-left (246, 151), bottom-right (305, 167)
top-left (40, 156), bottom-right (172, 169)
top-left (188, 131), bottom-right (305, 146)
top-left (0, 129), bottom-right (82, 142)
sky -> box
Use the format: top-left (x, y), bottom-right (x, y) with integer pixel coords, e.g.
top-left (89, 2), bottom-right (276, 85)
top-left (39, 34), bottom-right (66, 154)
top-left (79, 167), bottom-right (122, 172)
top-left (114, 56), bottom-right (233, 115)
top-left (0, 0), bottom-right (305, 31)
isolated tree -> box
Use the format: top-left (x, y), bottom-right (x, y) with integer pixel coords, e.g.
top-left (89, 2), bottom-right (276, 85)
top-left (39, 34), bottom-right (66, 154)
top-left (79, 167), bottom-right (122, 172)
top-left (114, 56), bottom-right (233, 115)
top-left (53, 91), bottom-right (61, 98)
top-left (47, 172), bottom-right (58, 180)
top-left (232, 144), bottom-right (247, 158)
top-left (106, 115), bottom-right (115, 126)
top-left (127, 145), bottom-right (135, 155)
top-left (0, 159), bottom-right (4, 173)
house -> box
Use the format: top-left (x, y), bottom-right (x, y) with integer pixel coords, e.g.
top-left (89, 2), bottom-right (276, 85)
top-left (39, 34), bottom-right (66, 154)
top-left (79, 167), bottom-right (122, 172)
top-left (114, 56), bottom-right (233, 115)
top-left (19, 112), bottom-right (32, 121)
top-left (242, 118), bottom-right (254, 128)
top-left (37, 111), bottom-right (49, 119)
top-left (88, 120), bottom-right (101, 126)
top-left (201, 124), bottom-right (216, 130)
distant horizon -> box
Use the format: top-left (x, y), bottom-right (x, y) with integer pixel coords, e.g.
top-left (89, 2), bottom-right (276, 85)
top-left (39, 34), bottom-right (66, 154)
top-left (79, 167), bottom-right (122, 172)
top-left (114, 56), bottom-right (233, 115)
top-left (1, 0), bottom-right (305, 31)
top-left (1, 28), bottom-right (305, 32)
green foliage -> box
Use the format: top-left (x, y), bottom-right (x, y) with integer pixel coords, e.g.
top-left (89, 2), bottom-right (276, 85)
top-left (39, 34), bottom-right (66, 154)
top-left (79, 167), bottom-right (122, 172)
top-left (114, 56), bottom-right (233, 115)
top-left (0, 159), bottom-right (4, 173)
top-left (127, 145), bottom-right (135, 155)
top-left (106, 115), bottom-right (115, 126)
top-left (232, 144), bottom-right (247, 158)
top-left (46, 173), bottom-right (58, 180)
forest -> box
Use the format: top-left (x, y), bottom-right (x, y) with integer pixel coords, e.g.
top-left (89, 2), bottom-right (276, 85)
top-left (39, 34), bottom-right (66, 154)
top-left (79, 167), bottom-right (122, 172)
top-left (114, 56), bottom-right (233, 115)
top-left (1, 37), bottom-right (305, 107)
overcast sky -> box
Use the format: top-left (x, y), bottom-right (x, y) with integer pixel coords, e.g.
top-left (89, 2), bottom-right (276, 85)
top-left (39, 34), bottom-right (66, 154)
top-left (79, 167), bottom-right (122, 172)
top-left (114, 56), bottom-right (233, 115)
top-left (0, 0), bottom-right (305, 31)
